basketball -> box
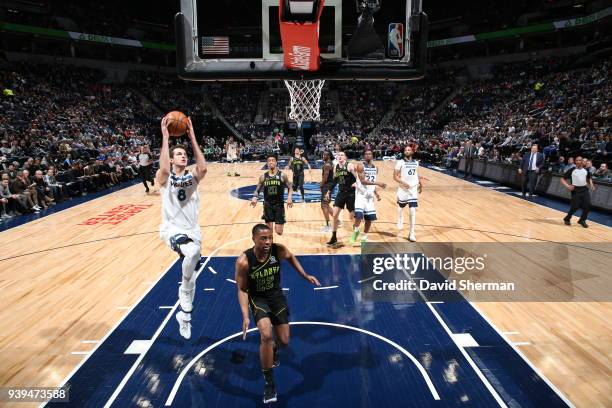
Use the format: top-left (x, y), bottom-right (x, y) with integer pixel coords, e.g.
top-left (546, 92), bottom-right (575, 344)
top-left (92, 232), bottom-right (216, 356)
top-left (165, 111), bottom-right (189, 136)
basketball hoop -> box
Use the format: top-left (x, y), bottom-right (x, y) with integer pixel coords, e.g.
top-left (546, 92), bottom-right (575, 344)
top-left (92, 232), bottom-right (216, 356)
top-left (284, 79), bottom-right (325, 127)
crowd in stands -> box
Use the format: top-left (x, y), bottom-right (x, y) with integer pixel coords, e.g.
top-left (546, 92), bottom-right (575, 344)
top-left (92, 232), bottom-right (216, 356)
top-left (0, 62), bottom-right (156, 219)
top-left (312, 57), bottom-right (611, 182)
top-left (2, 52), bottom-right (610, 220)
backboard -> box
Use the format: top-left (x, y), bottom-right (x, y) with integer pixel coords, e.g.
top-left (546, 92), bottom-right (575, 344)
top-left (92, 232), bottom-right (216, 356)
top-left (176, 0), bottom-right (427, 81)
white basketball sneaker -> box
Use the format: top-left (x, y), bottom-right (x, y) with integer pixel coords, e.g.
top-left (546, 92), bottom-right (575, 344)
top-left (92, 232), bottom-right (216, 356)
top-left (176, 311), bottom-right (192, 339)
top-left (408, 232), bottom-right (416, 242)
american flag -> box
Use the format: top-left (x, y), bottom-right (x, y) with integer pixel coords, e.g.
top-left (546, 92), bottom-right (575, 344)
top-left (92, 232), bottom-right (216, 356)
top-left (201, 36), bottom-right (230, 55)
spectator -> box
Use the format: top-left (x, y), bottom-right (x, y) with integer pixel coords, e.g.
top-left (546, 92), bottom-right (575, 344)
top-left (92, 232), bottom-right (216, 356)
top-left (461, 140), bottom-right (478, 179)
top-left (585, 160), bottom-right (596, 174)
top-left (519, 144), bottom-right (544, 198)
top-left (10, 171), bottom-right (38, 212)
top-left (44, 167), bottom-right (66, 202)
top-left (33, 170), bottom-right (54, 209)
top-left (593, 163), bottom-right (610, 181)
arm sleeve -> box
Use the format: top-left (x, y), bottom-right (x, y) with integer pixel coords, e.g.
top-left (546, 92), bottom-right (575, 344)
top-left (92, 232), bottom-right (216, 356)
top-left (562, 168), bottom-right (573, 180)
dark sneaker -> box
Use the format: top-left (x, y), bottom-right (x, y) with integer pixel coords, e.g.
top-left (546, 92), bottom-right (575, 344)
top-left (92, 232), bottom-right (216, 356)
top-left (326, 237), bottom-right (338, 247)
top-left (578, 220), bottom-right (588, 228)
top-left (563, 217), bottom-right (571, 226)
top-left (263, 383), bottom-right (277, 404)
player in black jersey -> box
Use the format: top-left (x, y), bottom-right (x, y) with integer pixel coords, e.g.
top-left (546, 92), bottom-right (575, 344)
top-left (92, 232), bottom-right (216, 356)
top-left (285, 147), bottom-right (312, 200)
top-left (320, 151), bottom-right (334, 232)
top-left (252, 154), bottom-right (293, 235)
top-left (236, 224), bottom-right (320, 404)
top-left (325, 151), bottom-right (378, 247)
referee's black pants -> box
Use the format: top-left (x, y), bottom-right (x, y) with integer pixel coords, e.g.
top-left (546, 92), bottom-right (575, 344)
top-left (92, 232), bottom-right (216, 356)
top-left (139, 165), bottom-right (152, 189)
top-left (565, 186), bottom-right (591, 222)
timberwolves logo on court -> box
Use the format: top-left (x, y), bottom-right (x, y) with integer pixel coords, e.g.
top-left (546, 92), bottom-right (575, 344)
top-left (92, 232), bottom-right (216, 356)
top-left (231, 182), bottom-right (337, 203)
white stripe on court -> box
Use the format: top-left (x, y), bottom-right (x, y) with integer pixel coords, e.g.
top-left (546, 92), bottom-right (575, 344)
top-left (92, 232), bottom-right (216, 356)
top-left (204, 288), bottom-right (215, 291)
top-left (427, 302), bottom-right (508, 408)
top-left (158, 306), bottom-right (173, 309)
top-left (470, 303), bottom-right (575, 407)
top-left (208, 267), bottom-right (217, 274)
top-left (102, 236), bottom-right (246, 408)
top-left (103, 301), bottom-right (180, 408)
top-left (357, 276), bottom-right (375, 284)
top-left (102, 232), bottom-right (352, 408)
top-left (44, 261), bottom-right (177, 408)
top-left (314, 285), bottom-right (338, 290)
top-left (124, 340), bottom-right (152, 355)
top-left (226, 278), bottom-right (236, 284)
top-left (400, 264), bottom-right (506, 406)
top-left (164, 321), bottom-right (440, 405)
top-left (452, 333), bottom-right (479, 348)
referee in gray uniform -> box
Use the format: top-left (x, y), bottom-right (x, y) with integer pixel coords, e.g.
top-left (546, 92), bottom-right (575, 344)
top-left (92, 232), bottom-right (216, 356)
top-left (560, 156), bottom-right (595, 228)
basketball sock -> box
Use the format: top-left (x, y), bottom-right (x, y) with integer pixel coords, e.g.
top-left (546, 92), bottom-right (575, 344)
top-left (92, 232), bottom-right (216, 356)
top-left (409, 208), bottom-right (416, 235)
top-left (180, 242), bottom-right (200, 290)
top-left (397, 207), bottom-right (404, 229)
top-left (300, 186), bottom-right (305, 198)
top-left (326, 220), bottom-right (330, 226)
top-left (262, 368), bottom-right (274, 385)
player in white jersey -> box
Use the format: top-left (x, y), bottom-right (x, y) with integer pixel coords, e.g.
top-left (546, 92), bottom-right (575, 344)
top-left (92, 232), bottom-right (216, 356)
top-left (225, 137), bottom-right (240, 177)
top-left (393, 144), bottom-right (422, 242)
top-left (350, 149), bottom-right (386, 244)
top-left (157, 116), bottom-right (207, 339)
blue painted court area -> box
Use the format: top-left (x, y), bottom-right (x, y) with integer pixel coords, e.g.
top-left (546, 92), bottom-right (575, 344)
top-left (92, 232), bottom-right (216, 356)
top-left (46, 254), bottom-right (571, 407)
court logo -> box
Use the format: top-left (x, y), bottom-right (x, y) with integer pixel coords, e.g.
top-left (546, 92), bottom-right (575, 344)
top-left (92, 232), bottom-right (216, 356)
top-left (78, 204), bottom-right (153, 226)
top-left (231, 182), bottom-right (337, 203)
top-left (388, 23), bottom-right (404, 59)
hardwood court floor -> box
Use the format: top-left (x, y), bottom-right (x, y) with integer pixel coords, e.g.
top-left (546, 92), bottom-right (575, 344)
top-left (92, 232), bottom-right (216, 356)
top-left (0, 162), bottom-right (610, 407)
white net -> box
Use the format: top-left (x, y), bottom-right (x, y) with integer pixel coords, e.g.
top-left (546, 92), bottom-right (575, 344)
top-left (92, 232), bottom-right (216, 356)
top-left (284, 79), bottom-right (325, 126)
